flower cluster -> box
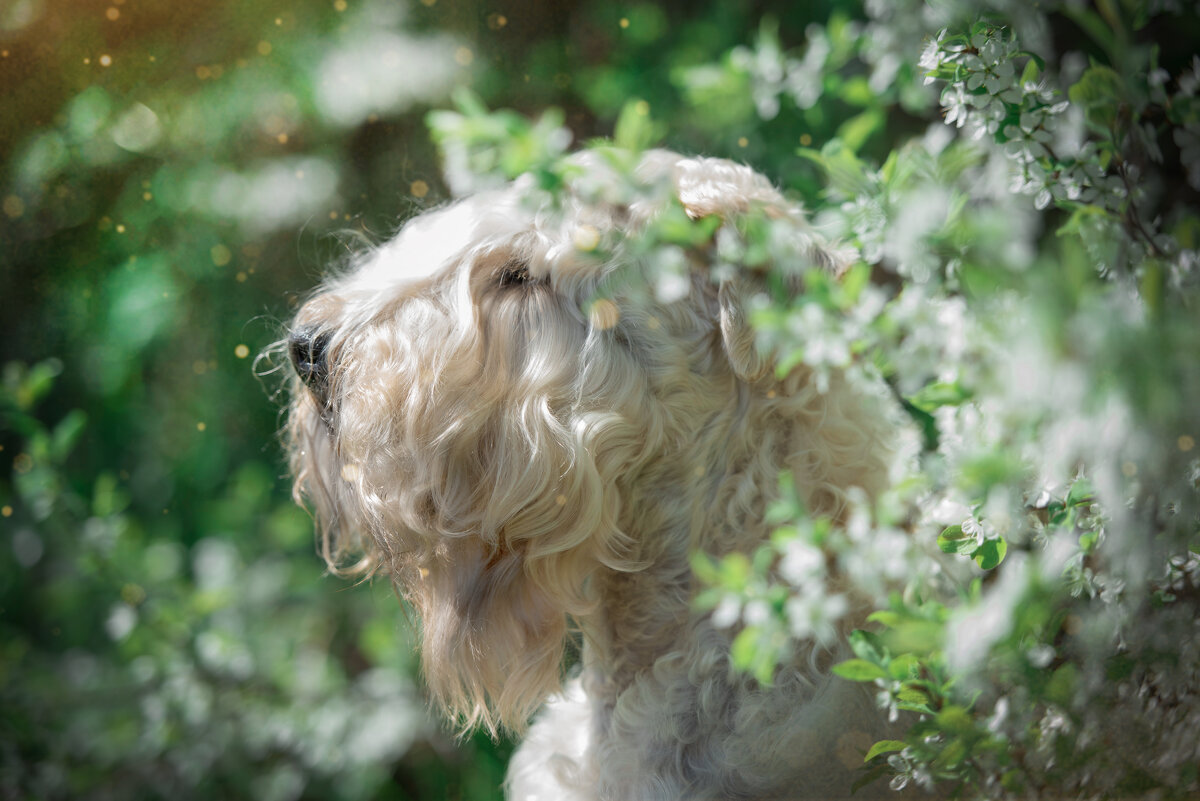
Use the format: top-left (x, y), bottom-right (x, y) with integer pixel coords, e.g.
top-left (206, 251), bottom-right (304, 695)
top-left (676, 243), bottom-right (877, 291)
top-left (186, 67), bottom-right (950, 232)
top-left (922, 25), bottom-right (1127, 213)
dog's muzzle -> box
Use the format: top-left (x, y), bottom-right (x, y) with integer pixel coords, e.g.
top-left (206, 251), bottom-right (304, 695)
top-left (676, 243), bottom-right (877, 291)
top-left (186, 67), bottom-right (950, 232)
top-left (288, 326), bottom-right (331, 402)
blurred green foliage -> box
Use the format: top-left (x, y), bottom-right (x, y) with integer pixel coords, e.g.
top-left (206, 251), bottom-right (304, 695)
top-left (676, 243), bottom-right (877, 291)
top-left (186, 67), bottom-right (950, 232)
top-left (3, 0), bottom-right (1200, 799)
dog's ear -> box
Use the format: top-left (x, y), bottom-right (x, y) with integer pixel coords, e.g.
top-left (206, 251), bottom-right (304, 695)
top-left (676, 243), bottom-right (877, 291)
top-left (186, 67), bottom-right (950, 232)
top-left (401, 279), bottom-right (642, 737)
top-left (669, 156), bottom-right (856, 383)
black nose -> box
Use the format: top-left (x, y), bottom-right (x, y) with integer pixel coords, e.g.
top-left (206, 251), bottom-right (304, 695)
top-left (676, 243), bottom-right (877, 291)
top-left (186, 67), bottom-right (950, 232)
top-left (288, 326), bottom-right (330, 396)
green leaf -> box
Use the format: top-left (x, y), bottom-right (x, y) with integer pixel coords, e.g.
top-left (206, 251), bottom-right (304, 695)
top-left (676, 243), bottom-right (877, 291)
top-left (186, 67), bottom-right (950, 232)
top-left (731, 626), bottom-right (760, 671)
top-left (1068, 65), bottom-right (1123, 130)
top-left (1020, 56), bottom-right (1041, 85)
top-left (896, 686), bottom-right (930, 705)
top-left (51, 410), bottom-right (87, 463)
top-left (888, 653), bottom-right (920, 680)
top-left (972, 537), bottom-right (1008, 570)
top-left (867, 610), bottom-right (903, 628)
top-left (836, 108), bottom-right (884, 153)
top-left (908, 381), bottom-right (971, 413)
top-left (938, 525), bottom-right (978, 556)
top-left (1067, 478), bottom-right (1095, 506)
top-left (832, 659), bottom-right (888, 682)
top-left (863, 740), bottom-right (907, 763)
top-left (613, 98), bottom-right (665, 153)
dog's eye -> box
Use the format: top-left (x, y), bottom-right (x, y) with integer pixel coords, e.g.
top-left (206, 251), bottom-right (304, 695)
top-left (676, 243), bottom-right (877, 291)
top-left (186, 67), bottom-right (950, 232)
top-left (498, 262), bottom-right (535, 288)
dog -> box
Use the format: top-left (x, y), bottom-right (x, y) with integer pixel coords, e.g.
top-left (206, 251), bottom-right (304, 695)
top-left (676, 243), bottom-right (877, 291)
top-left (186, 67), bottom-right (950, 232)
top-left (283, 150), bottom-right (900, 799)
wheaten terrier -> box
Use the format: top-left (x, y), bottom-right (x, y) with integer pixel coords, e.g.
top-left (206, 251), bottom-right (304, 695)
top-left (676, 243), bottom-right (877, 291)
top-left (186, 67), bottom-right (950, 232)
top-left (284, 150), bottom-right (899, 799)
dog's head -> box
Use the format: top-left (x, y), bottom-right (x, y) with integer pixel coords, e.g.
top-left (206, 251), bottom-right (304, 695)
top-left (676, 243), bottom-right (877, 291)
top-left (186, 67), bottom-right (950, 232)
top-left (284, 150), bottom-right (860, 733)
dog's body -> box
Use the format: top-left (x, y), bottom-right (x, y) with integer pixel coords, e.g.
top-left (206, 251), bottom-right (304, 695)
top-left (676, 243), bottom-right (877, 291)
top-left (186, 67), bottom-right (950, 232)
top-left (285, 151), bottom-right (898, 799)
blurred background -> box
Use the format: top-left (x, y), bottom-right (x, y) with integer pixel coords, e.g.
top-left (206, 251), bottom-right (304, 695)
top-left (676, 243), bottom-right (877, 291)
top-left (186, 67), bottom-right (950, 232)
top-left (0, 1), bottom-right (899, 799)
top-left (3, 0), bottom-right (1198, 799)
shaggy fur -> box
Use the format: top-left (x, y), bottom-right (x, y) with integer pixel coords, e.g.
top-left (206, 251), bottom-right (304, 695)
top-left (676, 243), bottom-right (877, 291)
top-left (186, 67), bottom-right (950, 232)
top-left (284, 151), bottom-right (900, 799)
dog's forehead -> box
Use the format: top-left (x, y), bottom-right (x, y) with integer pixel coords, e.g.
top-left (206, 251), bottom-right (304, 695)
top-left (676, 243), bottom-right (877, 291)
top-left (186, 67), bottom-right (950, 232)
top-left (351, 189), bottom-right (530, 292)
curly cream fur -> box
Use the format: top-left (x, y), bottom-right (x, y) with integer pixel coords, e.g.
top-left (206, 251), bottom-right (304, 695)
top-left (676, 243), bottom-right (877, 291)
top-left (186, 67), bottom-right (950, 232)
top-left (285, 151), bottom-right (902, 799)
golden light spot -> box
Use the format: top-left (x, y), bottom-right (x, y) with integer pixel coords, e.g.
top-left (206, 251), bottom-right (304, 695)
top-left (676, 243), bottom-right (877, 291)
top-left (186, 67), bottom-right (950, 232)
top-left (99, 54), bottom-right (112, 67)
top-left (555, 494), bottom-right (568, 506)
top-left (341, 463), bottom-right (362, 482)
top-left (799, 133), bottom-right (813, 146)
top-left (3, 195), bottom-right (24, 218)
top-left (334, 0), bottom-right (347, 10)
top-left (142, 192), bottom-right (153, 201)
top-left (328, 210), bottom-right (339, 220)
top-left (295, 170), bottom-right (305, 179)
top-left (13, 453), bottom-right (33, 474)
top-left (572, 224), bottom-right (600, 251)
top-left (418, 567), bottom-right (430, 579)
top-left (634, 99), bottom-right (650, 116)
top-left (410, 179), bottom-right (429, 198)
top-left (737, 136), bottom-right (748, 147)
top-left (195, 65), bottom-right (211, 79)
top-left (1, 506), bottom-right (11, 518)
top-left (106, 7), bottom-right (120, 20)
top-left (766, 389), bottom-right (777, 399)
top-left (1122, 461), bottom-right (1138, 477)
top-left (210, 244), bottom-right (232, 266)
top-left (277, 133), bottom-right (288, 144)
top-left (275, 17), bottom-right (282, 25)
top-left (487, 13), bottom-right (507, 29)
top-left (115, 224), bottom-right (126, 233)
top-left (121, 583), bottom-right (146, 605)
top-left (1179, 435), bottom-right (1195, 452)
top-left (646, 316), bottom-right (660, 330)
top-left (454, 47), bottom-right (473, 66)
top-left (148, 55), bottom-right (156, 63)
top-left (589, 298), bottom-right (620, 330)
top-left (619, 17), bottom-right (629, 28)
top-left (694, 466), bottom-right (705, 477)
top-left (192, 360), bottom-right (207, 374)
top-left (162, 508), bottom-right (169, 515)
top-left (236, 271), bottom-right (248, 282)
top-left (83, 57), bottom-right (91, 65)
top-left (1, 50), bottom-right (9, 58)
top-left (366, 113), bottom-right (379, 123)
top-left (234, 344), bottom-right (250, 359)
top-left (196, 422), bottom-right (206, 431)
top-left (257, 41), bottom-right (273, 56)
